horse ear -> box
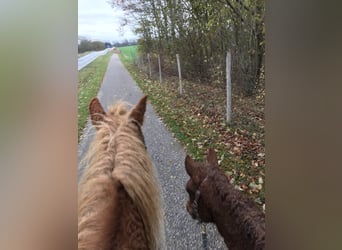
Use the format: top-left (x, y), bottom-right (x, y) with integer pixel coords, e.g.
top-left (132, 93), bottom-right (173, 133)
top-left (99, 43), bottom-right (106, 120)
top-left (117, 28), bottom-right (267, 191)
top-left (185, 155), bottom-right (197, 177)
top-left (89, 97), bottom-right (106, 127)
top-left (129, 95), bottom-right (147, 126)
top-left (207, 148), bottom-right (219, 168)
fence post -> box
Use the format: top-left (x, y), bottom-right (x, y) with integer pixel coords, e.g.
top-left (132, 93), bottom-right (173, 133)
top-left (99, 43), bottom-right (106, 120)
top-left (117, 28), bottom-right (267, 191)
top-left (226, 51), bottom-right (232, 123)
top-left (176, 54), bottom-right (182, 95)
top-left (147, 53), bottom-right (152, 78)
top-left (137, 55), bottom-right (140, 69)
top-left (158, 54), bottom-right (162, 84)
top-left (140, 55), bottom-right (144, 70)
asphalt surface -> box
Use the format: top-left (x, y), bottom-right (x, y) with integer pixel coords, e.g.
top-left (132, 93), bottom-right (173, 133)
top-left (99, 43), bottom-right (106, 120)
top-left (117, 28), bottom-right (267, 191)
top-left (78, 54), bottom-right (227, 249)
top-left (78, 48), bottom-right (111, 71)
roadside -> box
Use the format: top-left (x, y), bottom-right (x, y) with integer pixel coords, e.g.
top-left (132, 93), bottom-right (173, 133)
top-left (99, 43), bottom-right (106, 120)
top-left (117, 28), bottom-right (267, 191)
top-left (78, 51), bottom-right (90, 58)
top-left (77, 53), bottom-right (227, 249)
top-left (78, 48), bottom-right (111, 71)
top-left (78, 51), bottom-right (113, 141)
top-left (119, 46), bottom-right (265, 206)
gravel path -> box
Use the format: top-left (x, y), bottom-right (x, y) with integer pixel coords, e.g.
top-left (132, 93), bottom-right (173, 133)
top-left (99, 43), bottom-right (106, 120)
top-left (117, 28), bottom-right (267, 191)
top-left (78, 54), bottom-right (227, 249)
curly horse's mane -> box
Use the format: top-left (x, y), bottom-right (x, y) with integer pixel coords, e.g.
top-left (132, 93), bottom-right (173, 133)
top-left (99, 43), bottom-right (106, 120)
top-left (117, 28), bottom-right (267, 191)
top-left (78, 97), bottom-right (165, 249)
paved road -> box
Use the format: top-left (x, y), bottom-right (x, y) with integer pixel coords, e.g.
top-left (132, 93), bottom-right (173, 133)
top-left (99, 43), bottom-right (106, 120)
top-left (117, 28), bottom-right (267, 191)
top-left (78, 48), bottom-right (111, 71)
top-left (78, 54), bottom-right (227, 249)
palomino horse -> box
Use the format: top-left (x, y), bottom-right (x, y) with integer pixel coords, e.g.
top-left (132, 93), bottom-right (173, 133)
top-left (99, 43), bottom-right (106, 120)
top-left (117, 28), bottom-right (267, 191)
top-left (78, 96), bottom-right (165, 249)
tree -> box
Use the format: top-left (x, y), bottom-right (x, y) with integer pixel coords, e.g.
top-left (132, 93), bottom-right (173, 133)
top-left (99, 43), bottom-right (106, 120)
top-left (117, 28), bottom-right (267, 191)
top-left (111, 0), bottom-right (265, 96)
top-left (78, 40), bottom-right (106, 53)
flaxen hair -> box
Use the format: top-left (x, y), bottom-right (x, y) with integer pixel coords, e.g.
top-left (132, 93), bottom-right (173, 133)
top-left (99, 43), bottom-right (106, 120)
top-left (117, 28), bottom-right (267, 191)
top-left (78, 97), bottom-right (165, 249)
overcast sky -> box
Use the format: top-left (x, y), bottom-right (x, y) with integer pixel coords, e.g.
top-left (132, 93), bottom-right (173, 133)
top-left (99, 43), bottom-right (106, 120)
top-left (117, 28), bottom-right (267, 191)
top-left (78, 0), bottom-right (138, 43)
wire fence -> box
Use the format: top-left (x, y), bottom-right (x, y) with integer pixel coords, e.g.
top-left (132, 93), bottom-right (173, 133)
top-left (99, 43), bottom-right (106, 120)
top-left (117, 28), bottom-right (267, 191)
top-left (133, 51), bottom-right (239, 123)
top-left (133, 50), bottom-right (261, 96)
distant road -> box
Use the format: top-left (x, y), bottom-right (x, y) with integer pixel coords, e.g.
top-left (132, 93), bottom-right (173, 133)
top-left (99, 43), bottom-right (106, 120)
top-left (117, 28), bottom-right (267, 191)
top-left (78, 48), bottom-right (111, 71)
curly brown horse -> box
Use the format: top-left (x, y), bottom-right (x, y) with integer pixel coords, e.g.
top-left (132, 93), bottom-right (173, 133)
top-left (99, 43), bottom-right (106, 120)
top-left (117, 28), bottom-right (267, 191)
top-left (78, 96), bottom-right (165, 249)
top-left (185, 149), bottom-right (265, 250)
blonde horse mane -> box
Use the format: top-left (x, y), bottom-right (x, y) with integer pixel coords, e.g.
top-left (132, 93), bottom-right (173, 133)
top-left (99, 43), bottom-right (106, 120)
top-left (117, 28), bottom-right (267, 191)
top-left (78, 98), bottom-right (165, 249)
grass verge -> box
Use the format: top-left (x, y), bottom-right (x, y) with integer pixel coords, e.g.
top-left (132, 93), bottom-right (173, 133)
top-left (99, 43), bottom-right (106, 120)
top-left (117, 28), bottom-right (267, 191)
top-left (78, 51), bottom-right (113, 142)
top-left (119, 47), bottom-right (265, 206)
top-left (78, 51), bottom-right (91, 58)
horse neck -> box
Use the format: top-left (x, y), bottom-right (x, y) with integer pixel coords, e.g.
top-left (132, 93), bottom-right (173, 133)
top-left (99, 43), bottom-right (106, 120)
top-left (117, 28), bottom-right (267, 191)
top-left (208, 171), bottom-right (265, 249)
top-left (112, 125), bottom-right (165, 250)
top-left (78, 126), bottom-right (119, 249)
top-left (111, 184), bottom-right (150, 250)
top-left (78, 175), bottom-right (120, 250)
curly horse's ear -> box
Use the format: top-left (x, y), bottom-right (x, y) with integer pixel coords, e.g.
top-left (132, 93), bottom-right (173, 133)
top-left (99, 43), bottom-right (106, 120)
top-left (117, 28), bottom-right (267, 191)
top-left (185, 155), bottom-right (197, 177)
top-left (89, 97), bottom-right (106, 127)
top-left (207, 148), bottom-right (219, 168)
top-left (129, 95), bottom-right (147, 126)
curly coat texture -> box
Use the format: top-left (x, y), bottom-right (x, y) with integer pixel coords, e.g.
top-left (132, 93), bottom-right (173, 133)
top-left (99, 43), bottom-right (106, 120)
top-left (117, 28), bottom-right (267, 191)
top-left (185, 149), bottom-right (265, 250)
top-left (78, 96), bottom-right (165, 250)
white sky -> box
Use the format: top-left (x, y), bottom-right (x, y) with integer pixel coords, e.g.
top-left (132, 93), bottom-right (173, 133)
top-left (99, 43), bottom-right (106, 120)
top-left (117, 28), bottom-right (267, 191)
top-left (78, 0), bottom-right (138, 43)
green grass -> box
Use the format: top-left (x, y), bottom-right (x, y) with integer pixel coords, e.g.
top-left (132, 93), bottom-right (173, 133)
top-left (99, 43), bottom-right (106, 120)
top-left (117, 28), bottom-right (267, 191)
top-left (120, 63), bottom-right (220, 160)
top-left (78, 51), bottom-right (113, 141)
top-left (117, 45), bottom-right (138, 64)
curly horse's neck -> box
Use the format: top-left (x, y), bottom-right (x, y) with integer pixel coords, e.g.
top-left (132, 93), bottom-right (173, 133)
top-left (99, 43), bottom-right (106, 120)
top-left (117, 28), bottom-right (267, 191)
top-left (209, 171), bottom-right (265, 249)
